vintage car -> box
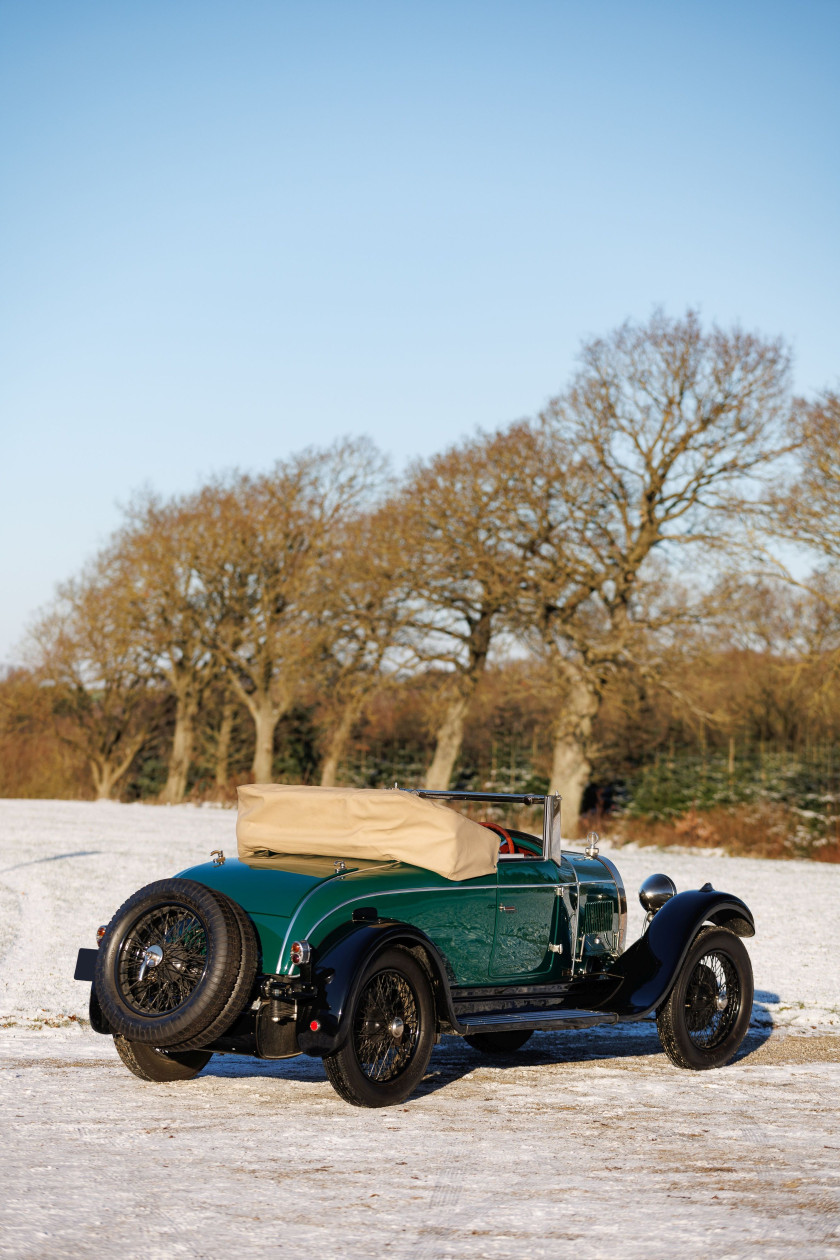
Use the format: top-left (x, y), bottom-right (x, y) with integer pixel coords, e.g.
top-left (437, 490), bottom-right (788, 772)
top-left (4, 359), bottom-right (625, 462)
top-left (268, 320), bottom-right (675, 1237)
top-left (75, 785), bottom-right (755, 1107)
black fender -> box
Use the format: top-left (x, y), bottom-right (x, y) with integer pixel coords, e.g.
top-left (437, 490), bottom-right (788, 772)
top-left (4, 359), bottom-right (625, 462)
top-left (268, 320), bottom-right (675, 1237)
top-left (89, 983), bottom-right (115, 1036)
top-left (297, 920), bottom-right (455, 1057)
top-left (597, 889), bottom-right (755, 1020)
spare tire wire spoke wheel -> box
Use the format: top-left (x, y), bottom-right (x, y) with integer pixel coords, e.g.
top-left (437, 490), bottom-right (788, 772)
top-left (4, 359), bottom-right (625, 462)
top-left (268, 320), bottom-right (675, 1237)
top-left (324, 948), bottom-right (435, 1107)
top-left (656, 926), bottom-right (753, 1070)
top-left (95, 878), bottom-right (259, 1053)
top-left (120, 905), bottom-right (209, 1015)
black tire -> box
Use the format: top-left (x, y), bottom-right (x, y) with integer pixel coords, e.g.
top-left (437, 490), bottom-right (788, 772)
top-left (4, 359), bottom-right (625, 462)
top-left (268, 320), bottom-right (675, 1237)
top-left (323, 948), bottom-right (435, 1108)
top-left (657, 926), bottom-right (753, 1070)
top-left (95, 879), bottom-right (255, 1049)
top-left (113, 1035), bottom-right (212, 1082)
top-left (464, 1029), bottom-right (533, 1054)
top-left (171, 887), bottom-right (260, 1050)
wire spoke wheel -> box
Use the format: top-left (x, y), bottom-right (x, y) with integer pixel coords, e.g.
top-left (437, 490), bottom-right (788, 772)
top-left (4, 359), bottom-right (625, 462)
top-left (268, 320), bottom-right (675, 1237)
top-left (684, 952), bottom-right (740, 1049)
top-left (96, 878), bottom-right (256, 1051)
top-left (353, 969), bottom-right (420, 1083)
top-left (118, 903), bottom-right (209, 1016)
top-left (656, 926), bottom-right (753, 1070)
top-left (323, 947), bottom-right (435, 1107)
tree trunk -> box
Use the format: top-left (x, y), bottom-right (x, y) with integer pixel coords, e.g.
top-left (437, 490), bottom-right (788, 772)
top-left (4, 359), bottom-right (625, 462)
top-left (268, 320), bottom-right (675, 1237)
top-left (424, 693), bottom-right (471, 790)
top-left (320, 699), bottom-right (362, 787)
top-left (549, 734), bottom-right (592, 837)
top-left (423, 615), bottom-right (493, 791)
top-left (90, 760), bottom-right (120, 800)
top-left (251, 697), bottom-right (282, 783)
top-left (214, 696), bottom-right (235, 789)
top-left (89, 735), bottom-right (145, 801)
top-left (548, 668), bottom-right (601, 836)
top-left (160, 691), bottom-right (198, 804)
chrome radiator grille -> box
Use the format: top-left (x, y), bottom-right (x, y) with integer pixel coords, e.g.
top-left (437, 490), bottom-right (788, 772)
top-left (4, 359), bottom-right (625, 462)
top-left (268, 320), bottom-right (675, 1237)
top-left (582, 898), bottom-right (614, 935)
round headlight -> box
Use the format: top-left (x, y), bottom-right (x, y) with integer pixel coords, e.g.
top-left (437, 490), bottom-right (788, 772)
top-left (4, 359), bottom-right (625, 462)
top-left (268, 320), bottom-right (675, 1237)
top-left (639, 873), bottom-right (677, 914)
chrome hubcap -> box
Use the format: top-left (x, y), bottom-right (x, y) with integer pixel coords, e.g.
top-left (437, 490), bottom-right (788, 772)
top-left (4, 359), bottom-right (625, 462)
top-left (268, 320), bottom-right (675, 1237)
top-left (138, 943), bottom-right (164, 982)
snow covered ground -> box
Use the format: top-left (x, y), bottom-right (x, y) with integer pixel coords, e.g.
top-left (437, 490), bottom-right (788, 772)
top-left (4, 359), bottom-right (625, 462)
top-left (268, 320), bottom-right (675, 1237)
top-left (1, 799), bottom-right (839, 1258)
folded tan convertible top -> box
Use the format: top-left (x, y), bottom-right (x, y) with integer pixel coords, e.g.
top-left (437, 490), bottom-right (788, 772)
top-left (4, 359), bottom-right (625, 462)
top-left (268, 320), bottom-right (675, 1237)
top-left (236, 784), bottom-right (499, 881)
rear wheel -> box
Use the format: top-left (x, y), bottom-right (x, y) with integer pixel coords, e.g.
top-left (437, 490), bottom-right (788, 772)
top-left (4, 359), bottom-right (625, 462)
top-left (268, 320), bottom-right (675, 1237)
top-left (113, 1035), bottom-right (211, 1082)
top-left (657, 926), bottom-right (753, 1069)
top-left (323, 948), bottom-right (435, 1107)
top-left (464, 1029), bottom-right (533, 1054)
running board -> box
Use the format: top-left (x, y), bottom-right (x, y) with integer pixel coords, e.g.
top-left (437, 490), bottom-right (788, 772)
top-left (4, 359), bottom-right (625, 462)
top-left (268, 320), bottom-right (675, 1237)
top-left (458, 1009), bottom-right (618, 1035)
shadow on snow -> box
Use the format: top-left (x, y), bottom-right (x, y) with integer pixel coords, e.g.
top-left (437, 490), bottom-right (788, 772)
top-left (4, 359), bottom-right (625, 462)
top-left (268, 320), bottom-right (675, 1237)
top-left (195, 1001), bottom-right (777, 1096)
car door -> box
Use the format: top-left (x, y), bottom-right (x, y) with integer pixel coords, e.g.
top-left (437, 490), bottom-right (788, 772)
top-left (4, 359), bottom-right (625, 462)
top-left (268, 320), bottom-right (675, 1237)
top-left (489, 856), bottom-right (562, 980)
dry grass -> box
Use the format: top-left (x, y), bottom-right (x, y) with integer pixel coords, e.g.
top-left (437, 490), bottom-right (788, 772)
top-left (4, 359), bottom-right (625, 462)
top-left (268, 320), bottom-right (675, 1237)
top-left (586, 802), bottom-right (840, 863)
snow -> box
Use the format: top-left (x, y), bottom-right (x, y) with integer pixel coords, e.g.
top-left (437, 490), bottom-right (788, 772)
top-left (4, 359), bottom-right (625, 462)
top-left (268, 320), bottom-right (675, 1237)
top-left (1, 799), bottom-right (839, 1258)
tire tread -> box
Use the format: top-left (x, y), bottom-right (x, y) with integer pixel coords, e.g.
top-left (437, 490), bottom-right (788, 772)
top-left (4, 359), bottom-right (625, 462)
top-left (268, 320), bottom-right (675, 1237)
top-left (113, 1034), bottom-right (211, 1081)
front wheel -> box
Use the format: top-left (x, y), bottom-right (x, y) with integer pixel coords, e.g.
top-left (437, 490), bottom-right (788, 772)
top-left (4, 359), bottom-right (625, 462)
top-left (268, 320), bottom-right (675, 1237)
top-left (657, 926), bottom-right (753, 1069)
top-left (323, 948), bottom-right (435, 1107)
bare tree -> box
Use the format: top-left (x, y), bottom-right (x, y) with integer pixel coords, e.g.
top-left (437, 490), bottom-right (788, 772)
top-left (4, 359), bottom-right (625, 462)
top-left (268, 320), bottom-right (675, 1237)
top-left (311, 506), bottom-right (413, 785)
top-left (529, 309), bottom-right (792, 831)
top-left (761, 390), bottom-right (840, 584)
top-left (749, 388), bottom-right (840, 683)
top-left (195, 439), bottom-right (384, 783)
top-left (109, 493), bottom-right (214, 803)
top-left (770, 390), bottom-right (840, 563)
top-left (391, 424), bottom-right (554, 790)
top-left (29, 564), bottom-right (156, 799)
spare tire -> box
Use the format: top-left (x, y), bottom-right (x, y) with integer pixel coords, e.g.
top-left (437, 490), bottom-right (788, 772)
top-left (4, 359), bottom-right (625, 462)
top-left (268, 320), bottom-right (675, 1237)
top-left (170, 886), bottom-right (261, 1050)
top-left (95, 878), bottom-right (256, 1049)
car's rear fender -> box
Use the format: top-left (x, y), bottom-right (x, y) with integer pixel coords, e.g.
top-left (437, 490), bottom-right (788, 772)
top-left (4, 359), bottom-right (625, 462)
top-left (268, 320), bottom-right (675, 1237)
top-left (599, 889), bottom-right (755, 1020)
top-left (296, 920), bottom-right (457, 1057)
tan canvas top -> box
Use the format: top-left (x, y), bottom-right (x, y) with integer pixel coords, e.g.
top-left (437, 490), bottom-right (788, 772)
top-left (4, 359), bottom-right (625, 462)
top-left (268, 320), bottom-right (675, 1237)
top-left (236, 784), bottom-right (499, 881)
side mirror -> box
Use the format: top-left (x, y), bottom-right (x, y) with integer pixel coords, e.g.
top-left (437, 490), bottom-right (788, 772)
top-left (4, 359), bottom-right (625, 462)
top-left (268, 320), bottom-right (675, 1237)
top-left (543, 794), bottom-right (563, 862)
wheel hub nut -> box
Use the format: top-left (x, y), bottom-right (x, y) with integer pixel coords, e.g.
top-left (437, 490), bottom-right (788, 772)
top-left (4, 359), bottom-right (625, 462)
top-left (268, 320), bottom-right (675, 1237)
top-left (388, 1016), bottom-right (405, 1040)
top-left (715, 993), bottom-right (728, 1010)
top-left (142, 944), bottom-right (164, 968)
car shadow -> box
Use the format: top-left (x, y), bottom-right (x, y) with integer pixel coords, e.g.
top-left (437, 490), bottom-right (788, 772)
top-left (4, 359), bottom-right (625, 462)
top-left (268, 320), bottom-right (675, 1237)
top-left (197, 999), bottom-right (779, 1093)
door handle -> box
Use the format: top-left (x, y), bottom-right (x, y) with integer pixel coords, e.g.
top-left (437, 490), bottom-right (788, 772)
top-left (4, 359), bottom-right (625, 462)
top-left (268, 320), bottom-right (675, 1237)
top-left (499, 904), bottom-right (517, 913)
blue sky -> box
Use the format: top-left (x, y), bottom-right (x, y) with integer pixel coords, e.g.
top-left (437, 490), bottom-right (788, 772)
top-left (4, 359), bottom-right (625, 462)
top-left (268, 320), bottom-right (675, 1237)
top-left (1, 0), bottom-right (838, 663)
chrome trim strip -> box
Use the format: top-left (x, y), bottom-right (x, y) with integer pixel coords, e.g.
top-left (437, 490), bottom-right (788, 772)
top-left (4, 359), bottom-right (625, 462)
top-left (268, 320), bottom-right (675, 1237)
top-left (568, 860), bottom-right (581, 967)
top-left (274, 860), bottom-right (398, 972)
top-left (276, 880), bottom-right (556, 973)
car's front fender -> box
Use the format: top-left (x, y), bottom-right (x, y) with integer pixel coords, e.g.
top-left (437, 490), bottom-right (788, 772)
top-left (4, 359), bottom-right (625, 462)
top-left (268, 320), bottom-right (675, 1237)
top-left (296, 920), bottom-right (454, 1057)
top-left (596, 889), bottom-right (755, 1020)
